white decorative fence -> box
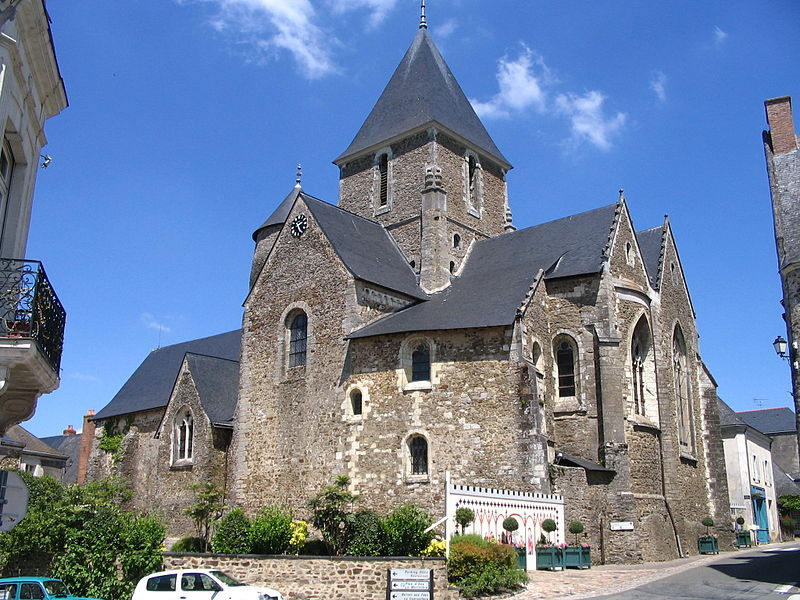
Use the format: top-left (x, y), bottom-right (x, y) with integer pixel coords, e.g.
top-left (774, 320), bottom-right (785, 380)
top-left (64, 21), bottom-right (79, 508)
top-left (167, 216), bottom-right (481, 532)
top-left (444, 473), bottom-right (564, 567)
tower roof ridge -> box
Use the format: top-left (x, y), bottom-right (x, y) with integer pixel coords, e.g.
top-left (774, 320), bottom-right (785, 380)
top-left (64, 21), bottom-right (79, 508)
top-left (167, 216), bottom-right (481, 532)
top-left (334, 28), bottom-right (510, 168)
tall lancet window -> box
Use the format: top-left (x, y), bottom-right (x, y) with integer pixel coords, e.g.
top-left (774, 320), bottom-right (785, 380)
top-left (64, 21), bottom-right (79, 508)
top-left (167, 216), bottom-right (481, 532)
top-left (554, 336), bottom-right (578, 398)
top-left (174, 409), bottom-right (194, 464)
top-left (673, 326), bottom-right (693, 451)
top-left (288, 312), bottom-right (308, 367)
top-left (632, 336), bottom-right (645, 416)
top-left (378, 153), bottom-right (389, 207)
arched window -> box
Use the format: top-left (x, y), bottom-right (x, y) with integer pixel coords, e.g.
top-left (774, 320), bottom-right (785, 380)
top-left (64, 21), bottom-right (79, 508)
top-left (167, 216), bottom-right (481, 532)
top-left (411, 343), bottom-right (430, 382)
top-left (453, 233), bottom-right (461, 248)
top-left (350, 389), bottom-right (363, 416)
top-left (467, 155), bottom-right (477, 204)
top-left (630, 317), bottom-right (657, 422)
top-left (174, 409), bottom-right (193, 464)
top-left (632, 326), bottom-right (646, 416)
top-left (378, 153), bottom-right (389, 207)
top-left (288, 312), bottom-right (308, 367)
top-left (408, 435), bottom-right (428, 475)
top-left (673, 326), bottom-right (692, 449)
top-left (449, 261), bottom-right (456, 274)
top-left (554, 336), bottom-right (578, 397)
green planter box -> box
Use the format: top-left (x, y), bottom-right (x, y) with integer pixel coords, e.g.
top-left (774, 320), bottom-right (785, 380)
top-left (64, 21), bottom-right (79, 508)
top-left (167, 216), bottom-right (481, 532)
top-left (698, 536), bottom-right (719, 554)
top-left (563, 545), bottom-right (591, 568)
top-left (736, 531), bottom-right (752, 548)
top-left (535, 546), bottom-right (563, 570)
top-left (515, 547), bottom-right (527, 570)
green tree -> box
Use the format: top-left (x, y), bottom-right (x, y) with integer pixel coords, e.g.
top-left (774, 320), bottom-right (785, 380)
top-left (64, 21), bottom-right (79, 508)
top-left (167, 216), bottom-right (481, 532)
top-left (541, 518), bottom-right (557, 544)
top-left (250, 505), bottom-right (293, 554)
top-left (779, 494), bottom-right (800, 515)
top-left (455, 507), bottom-right (475, 535)
top-left (308, 475), bottom-right (358, 555)
top-left (212, 508), bottom-right (252, 554)
top-left (345, 510), bottom-right (388, 556)
top-left (568, 520), bottom-right (584, 544)
top-left (384, 504), bottom-right (434, 556)
top-left (502, 517), bottom-right (519, 544)
top-left (183, 482), bottom-right (225, 552)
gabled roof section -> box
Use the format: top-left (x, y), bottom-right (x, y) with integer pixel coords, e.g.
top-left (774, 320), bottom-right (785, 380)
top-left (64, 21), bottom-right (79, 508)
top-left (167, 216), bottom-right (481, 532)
top-left (93, 330), bottom-right (242, 420)
top-left (185, 353), bottom-right (239, 426)
top-left (335, 28), bottom-right (510, 168)
top-left (252, 186), bottom-right (303, 241)
top-left (737, 407), bottom-right (797, 435)
top-left (636, 226), bottom-right (665, 288)
top-left (5, 424), bottom-right (66, 458)
top-left (349, 203), bottom-right (617, 338)
top-left (304, 196), bottom-right (427, 300)
top-left (717, 398), bottom-right (749, 428)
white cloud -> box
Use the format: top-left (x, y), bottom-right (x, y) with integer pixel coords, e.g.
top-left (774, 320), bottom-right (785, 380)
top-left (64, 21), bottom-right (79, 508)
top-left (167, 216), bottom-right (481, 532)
top-left (555, 91), bottom-right (626, 151)
top-left (650, 70), bottom-right (667, 103)
top-left (141, 312), bottom-right (172, 333)
top-left (70, 372), bottom-right (100, 382)
top-left (185, 0), bottom-right (337, 78)
top-left (434, 18), bottom-right (457, 39)
top-left (471, 46), bottom-right (548, 119)
top-left (713, 26), bottom-right (728, 45)
top-left (326, 0), bottom-right (399, 28)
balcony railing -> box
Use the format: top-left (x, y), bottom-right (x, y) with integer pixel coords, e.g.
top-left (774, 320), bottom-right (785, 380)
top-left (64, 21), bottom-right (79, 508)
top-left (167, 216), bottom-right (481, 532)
top-left (0, 258), bottom-right (65, 372)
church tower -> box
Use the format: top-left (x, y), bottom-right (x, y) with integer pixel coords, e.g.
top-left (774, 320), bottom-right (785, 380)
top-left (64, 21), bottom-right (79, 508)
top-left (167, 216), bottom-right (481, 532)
top-left (764, 96), bottom-right (800, 460)
top-left (334, 10), bottom-right (514, 293)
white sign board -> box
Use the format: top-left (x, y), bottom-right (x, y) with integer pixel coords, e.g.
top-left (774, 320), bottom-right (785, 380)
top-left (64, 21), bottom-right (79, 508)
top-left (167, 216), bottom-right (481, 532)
top-left (390, 581), bottom-right (429, 591)
top-left (389, 593), bottom-right (429, 600)
top-left (610, 521), bottom-right (634, 531)
top-left (390, 569), bottom-right (430, 580)
top-left (0, 471), bottom-right (29, 532)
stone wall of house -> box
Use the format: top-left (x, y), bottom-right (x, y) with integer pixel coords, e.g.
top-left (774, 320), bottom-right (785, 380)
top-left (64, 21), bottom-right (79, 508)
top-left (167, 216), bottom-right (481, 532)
top-left (162, 554), bottom-right (453, 600)
top-left (771, 431), bottom-right (799, 472)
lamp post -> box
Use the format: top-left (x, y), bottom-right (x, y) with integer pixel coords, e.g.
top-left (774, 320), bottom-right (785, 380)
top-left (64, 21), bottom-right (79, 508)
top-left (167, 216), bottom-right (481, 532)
top-left (773, 335), bottom-right (800, 472)
top-left (773, 336), bottom-right (788, 359)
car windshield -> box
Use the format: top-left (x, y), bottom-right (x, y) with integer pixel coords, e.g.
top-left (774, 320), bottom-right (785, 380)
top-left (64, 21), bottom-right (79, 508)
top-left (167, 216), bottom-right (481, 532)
top-left (43, 582), bottom-right (70, 597)
top-left (209, 572), bottom-right (244, 587)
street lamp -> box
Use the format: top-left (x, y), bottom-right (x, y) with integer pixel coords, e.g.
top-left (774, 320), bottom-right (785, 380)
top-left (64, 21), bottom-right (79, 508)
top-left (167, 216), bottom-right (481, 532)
top-left (773, 335), bottom-right (788, 359)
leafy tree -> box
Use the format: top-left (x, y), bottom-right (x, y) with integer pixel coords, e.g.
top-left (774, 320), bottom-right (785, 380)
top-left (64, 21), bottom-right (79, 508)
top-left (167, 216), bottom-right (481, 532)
top-left (455, 507), bottom-right (475, 535)
top-left (779, 494), bottom-right (800, 515)
top-left (212, 508), bottom-right (252, 554)
top-left (384, 504), bottom-right (434, 556)
top-left (308, 475), bottom-right (358, 555)
top-left (345, 510), bottom-right (388, 556)
top-left (568, 520), bottom-right (584, 544)
top-left (183, 482), bottom-right (225, 552)
top-left (0, 473), bottom-right (164, 600)
top-left (250, 505), bottom-right (293, 554)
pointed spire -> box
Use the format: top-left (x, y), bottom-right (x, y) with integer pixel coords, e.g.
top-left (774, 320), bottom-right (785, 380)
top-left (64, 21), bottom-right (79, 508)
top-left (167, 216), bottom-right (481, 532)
top-left (295, 164), bottom-right (303, 189)
top-left (419, 0), bottom-right (427, 29)
top-left (618, 189), bottom-right (625, 203)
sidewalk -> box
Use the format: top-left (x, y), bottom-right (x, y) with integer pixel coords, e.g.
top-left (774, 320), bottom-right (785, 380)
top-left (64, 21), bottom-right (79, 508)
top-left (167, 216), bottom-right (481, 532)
top-left (513, 541), bottom-right (797, 600)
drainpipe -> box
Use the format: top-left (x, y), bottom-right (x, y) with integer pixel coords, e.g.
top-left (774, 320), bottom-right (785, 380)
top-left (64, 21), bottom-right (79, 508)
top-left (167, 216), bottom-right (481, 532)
top-left (657, 428), bottom-right (684, 557)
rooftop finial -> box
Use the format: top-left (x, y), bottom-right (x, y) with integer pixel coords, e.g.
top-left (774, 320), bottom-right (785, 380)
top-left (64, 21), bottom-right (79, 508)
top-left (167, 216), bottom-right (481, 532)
top-left (618, 188), bottom-right (625, 203)
top-left (295, 164), bottom-right (302, 189)
top-left (419, 0), bottom-right (427, 29)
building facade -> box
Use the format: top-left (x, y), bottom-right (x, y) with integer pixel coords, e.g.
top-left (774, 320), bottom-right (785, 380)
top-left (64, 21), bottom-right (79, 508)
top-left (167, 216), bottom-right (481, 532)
top-left (87, 20), bottom-right (732, 563)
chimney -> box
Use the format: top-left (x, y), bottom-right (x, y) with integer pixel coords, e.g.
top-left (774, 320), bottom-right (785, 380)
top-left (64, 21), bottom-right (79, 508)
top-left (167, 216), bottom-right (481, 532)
top-left (77, 409), bottom-right (96, 485)
top-left (62, 425), bottom-right (76, 436)
top-left (765, 96), bottom-right (797, 156)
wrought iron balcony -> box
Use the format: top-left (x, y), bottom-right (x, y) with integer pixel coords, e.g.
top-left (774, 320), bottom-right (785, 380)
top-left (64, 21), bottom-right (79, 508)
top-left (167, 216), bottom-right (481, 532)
top-left (0, 258), bottom-right (65, 373)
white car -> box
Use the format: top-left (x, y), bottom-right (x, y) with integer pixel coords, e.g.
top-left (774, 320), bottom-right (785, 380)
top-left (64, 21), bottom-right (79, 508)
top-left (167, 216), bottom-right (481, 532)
top-left (131, 570), bottom-right (283, 600)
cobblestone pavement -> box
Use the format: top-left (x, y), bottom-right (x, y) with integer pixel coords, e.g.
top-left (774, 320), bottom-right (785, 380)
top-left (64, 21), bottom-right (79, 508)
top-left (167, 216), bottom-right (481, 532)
top-left (513, 542), bottom-right (796, 600)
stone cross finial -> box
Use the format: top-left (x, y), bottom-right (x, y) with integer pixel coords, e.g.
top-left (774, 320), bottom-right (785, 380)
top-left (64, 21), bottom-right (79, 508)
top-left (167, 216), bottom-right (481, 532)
top-left (618, 189), bottom-right (625, 203)
top-left (420, 0), bottom-right (427, 29)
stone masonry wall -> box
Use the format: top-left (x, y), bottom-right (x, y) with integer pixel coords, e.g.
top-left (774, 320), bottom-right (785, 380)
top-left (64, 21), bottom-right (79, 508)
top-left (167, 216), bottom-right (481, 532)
top-left (162, 554), bottom-right (452, 600)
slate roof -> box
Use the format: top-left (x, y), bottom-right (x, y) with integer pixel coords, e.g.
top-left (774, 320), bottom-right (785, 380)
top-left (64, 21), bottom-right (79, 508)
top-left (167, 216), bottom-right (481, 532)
top-left (718, 399), bottom-right (749, 428)
top-left (5, 425), bottom-right (66, 459)
top-left (636, 226), bottom-right (664, 288)
top-left (773, 460), bottom-right (800, 496)
top-left (93, 330), bottom-right (242, 420)
top-left (737, 407), bottom-right (797, 435)
top-left (305, 195), bottom-right (427, 300)
top-left (185, 353), bottom-right (239, 426)
top-left (555, 451), bottom-right (615, 473)
top-left (335, 28), bottom-right (510, 168)
top-left (252, 186), bottom-right (303, 241)
top-left (349, 203), bottom-right (618, 339)
top-left (40, 433), bottom-right (82, 483)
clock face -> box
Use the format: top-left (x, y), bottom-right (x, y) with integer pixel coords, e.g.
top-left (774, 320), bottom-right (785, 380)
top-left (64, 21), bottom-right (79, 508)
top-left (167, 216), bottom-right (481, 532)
top-left (290, 214), bottom-right (308, 238)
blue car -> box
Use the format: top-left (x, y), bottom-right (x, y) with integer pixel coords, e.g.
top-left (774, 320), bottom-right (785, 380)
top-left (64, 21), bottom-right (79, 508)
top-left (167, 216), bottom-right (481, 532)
top-left (0, 578), bottom-right (103, 600)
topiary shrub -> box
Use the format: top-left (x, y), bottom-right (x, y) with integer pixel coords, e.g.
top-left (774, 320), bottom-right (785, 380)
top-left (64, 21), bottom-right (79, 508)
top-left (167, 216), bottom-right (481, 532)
top-left (701, 516), bottom-right (714, 536)
top-left (171, 537), bottom-right (205, 553)
top-left (455, 507), bottom-right (475, 535)
top-left (384, 504), bottom-right (434, 556)
top-left (345, 510), bottom-right (388, 556)
top-left (541, 518), bottom-right (557, 544)
top-left (212, 508), bottom-right (252, 554)
top-left (568, 520), bottom-right (584, 544)
top-left (250, 505), bottom-right (293, 554)
top-left (448, 536), bottom-right (527, 598)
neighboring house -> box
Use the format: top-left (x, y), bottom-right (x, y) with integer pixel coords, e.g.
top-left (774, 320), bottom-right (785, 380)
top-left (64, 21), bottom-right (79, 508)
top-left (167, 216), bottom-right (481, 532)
top-left (0, 0), bottom-right (67, 437)
top-left (87, 17), bottom-right (732, 563)
top-left (737, 407), bottom-right (799, 475)
top-left (40, 414), bottom-right (93, 485)
top-left (0, 423), bottom-right (66, 479)
top-left (719, 400), bottom-right (780, 542)
top-left (763, 97), bottom-right (800, 464)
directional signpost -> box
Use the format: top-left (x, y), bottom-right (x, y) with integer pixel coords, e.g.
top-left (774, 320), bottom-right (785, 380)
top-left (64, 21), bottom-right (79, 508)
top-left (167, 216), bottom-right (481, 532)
top-left (387, 568), bottom-right (433, 600)
top-left (0, 470), bottom-right (29, 532)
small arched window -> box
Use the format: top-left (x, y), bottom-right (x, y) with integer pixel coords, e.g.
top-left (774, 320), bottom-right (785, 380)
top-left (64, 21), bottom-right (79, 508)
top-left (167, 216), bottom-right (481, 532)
top-left (453, 233), bottom-right (461, 248)
top-left (288, 312), bottom-right (308, 367)
top-left (554, 337), bottom-right (578, 397)
top-left (174, 409), bottom-right (193, 464)
top-left (449, 261), bottom-right (456, 274)
top-left (409, 435), bottom-right (428, 475)
top-left (350, 389), bottom-right (363, 416)
top-left (467, 155), bottom-right (477, 205)
top-left (411, 343), bottom-right (431, 382)
top-left (625, 241), bottom-right (634, 266)
top-left (378, 153), bottom-right (389, 207)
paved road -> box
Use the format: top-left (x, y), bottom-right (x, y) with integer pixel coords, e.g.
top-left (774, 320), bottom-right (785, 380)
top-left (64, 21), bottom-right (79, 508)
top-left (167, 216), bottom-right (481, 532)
top-left (593, 543), bottom-right (800, 600)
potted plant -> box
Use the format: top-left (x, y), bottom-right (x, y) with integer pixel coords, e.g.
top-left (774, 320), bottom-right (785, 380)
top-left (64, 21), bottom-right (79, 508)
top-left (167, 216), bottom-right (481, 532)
top-left (563, 520), bottom-right (591, 568)
top-left (503, 517), bottom-right (526, 569)
top-left (535, 518), bottom-right (563, 570)
top-left (735, 516), bottom-right (751, 548)
top-left (455, 507), bottom-right (475, 535)
top-left (698, 516), bottom-right (719, 554)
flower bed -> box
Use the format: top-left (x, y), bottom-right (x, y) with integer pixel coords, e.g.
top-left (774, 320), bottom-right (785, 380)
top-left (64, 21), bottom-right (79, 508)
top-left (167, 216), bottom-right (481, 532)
top-left (563, 544), bottom-right (591, 568)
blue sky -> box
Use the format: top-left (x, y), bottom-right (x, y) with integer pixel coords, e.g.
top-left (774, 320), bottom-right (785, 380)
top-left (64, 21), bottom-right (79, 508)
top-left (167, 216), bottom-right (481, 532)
top-left (24, 0), bottom-right (800, 437)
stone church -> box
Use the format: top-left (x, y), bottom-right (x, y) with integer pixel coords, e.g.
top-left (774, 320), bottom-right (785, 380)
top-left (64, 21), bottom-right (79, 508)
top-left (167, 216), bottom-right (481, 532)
top-left (87, 17), bottom-right (732, 563)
